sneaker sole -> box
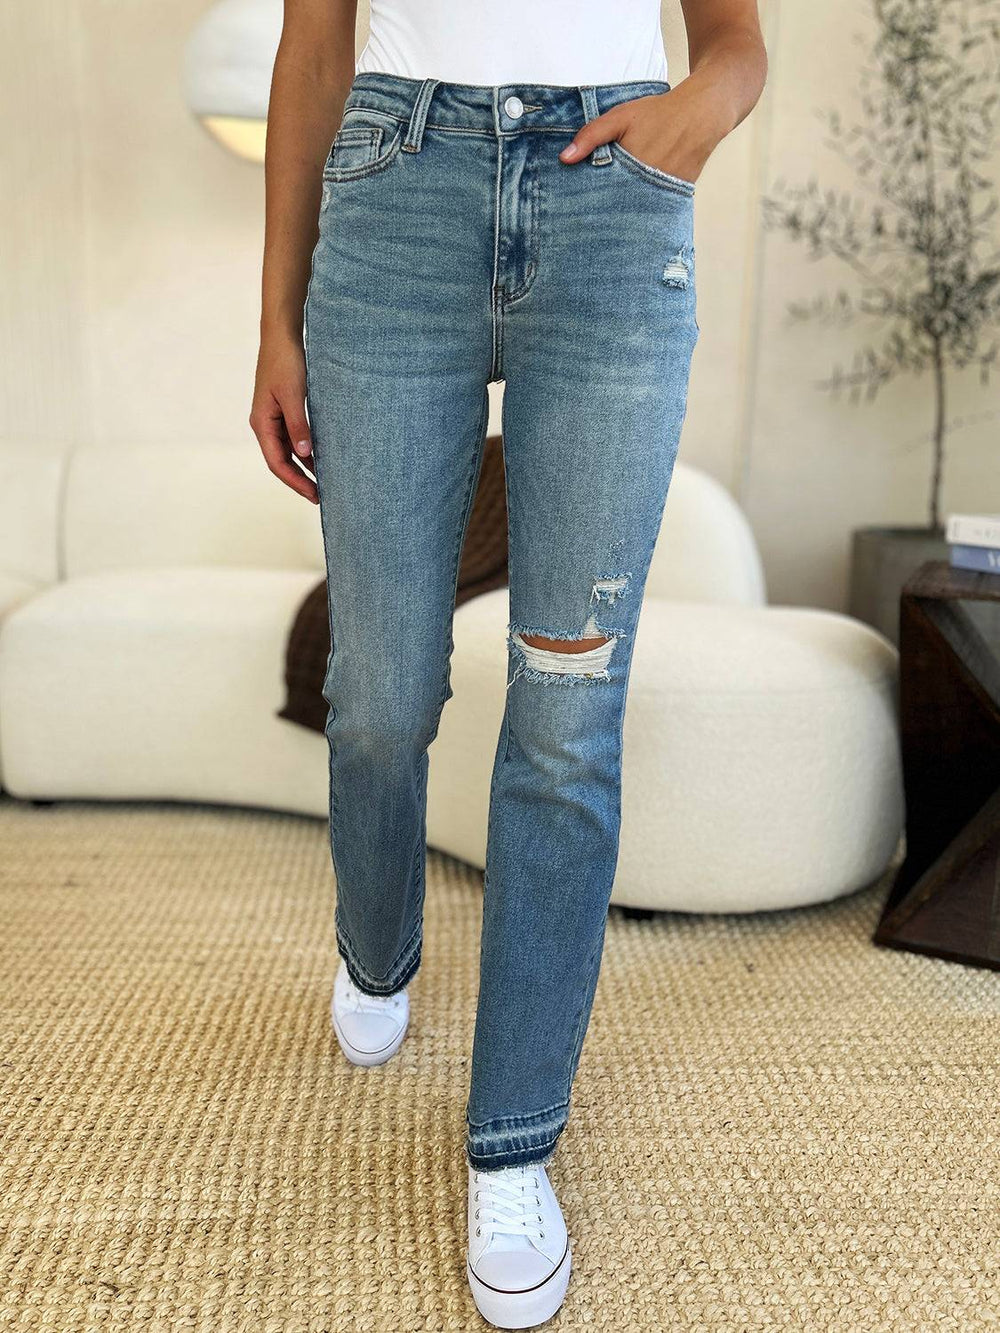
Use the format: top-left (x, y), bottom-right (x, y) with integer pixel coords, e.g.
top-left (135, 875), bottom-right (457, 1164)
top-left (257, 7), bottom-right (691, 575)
top-left (467, 1245), bottom-right (571, 1329)
top-left (331, 1008), bottom-right (409, 1068)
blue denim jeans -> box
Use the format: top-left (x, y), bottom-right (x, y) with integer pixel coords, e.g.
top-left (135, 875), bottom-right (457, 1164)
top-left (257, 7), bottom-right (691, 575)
top-left (304, 73), bottom-right (698, 1170)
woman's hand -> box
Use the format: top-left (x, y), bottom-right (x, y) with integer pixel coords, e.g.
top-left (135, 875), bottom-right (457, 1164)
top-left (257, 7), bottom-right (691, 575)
top-left (250, 331), bottom-right (319, 504)
top-left (251, 0), bottom-right (357, 505)
top-left (559, 0), bottom-right (767, 184)
top-left (559, 82), bottom-right (728, 184)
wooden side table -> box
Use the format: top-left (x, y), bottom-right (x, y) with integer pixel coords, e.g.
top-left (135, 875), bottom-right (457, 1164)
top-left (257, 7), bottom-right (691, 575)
top-left (874, 561), bottom-right (1000, 969)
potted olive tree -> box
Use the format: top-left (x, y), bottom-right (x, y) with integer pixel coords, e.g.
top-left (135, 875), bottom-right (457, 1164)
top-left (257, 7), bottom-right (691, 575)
top-left (763, 0), bottom-right (1000, 643)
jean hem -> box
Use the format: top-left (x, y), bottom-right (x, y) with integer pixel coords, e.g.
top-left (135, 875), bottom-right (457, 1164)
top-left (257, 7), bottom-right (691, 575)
top-left (336, 919), bottom-right (422, 997)
top-left (465, 1106), bottom-right (568, 1171)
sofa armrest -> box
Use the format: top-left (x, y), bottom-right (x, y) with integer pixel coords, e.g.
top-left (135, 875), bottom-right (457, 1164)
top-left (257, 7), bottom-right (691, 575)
top-left (0, 445), bottom-right (66, 585)
top-left (62, 444), bottom-right (325, 578)
top-left (645, 462), bottom-right (767, 607)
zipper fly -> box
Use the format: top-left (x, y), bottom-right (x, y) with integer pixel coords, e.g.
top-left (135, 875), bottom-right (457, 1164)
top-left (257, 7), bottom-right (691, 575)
top-left (490, 131), bottom-right (540, 381)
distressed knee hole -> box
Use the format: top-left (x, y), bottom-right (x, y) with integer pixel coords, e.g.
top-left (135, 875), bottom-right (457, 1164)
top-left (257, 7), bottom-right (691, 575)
top-left (508, 573), bottom-right (631, 686)
top-left (510, 627), bottom-right (618, 684)
top-left (518, 633), bottom-right (611, 655)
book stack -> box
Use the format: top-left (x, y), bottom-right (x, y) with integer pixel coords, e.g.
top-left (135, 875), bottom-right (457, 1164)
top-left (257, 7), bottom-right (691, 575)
top-left (946, 513), bottom-right (1000, 575)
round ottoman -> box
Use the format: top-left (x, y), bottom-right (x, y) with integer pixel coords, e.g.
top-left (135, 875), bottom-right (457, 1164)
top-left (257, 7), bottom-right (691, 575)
top-left (427, 589), bottom-right (903, 912)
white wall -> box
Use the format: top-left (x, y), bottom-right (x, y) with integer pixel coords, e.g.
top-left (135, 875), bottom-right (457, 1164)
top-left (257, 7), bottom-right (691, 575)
top-left (740, 0), bottom-right (1000, 606)
top-left (2, 0), bottom-right (997, 609)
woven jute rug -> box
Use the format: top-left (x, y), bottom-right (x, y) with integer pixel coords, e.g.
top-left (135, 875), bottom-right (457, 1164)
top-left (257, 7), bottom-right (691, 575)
top-left (1, 798), bottom-right (998, 1331)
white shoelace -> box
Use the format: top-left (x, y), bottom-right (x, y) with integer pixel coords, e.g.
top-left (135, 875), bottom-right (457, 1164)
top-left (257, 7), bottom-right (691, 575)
top-left (341, 977), bottom-right (404, 1016)
top-left (473, 1168), bottom-right (546, 1241)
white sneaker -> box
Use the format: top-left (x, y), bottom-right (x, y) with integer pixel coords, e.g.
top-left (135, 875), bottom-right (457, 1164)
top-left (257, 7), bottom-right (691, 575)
top-left (331, 960), bottom-right (409, 1067)
top-left (467, 1163), bottom-right (571, 1329)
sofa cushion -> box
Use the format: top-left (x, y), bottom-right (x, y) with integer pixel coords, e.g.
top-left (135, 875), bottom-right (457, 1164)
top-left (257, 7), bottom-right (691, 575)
top-left (62, 445), bottom-right (325, 578)
top-left (0, 573), bottom-right (43, 622)
top-left (0, 447), bottom-right (66, 585)
top-left (0, 568), bottom-right (327, 813)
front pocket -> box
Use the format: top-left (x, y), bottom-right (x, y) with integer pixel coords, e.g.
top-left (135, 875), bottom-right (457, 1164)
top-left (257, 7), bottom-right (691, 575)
top-left (327, 126), bottom-right (383, 173)
top-left (323, 106), bottom-right (407, 184)
top-left (609, 142), bottom-right (696, 197)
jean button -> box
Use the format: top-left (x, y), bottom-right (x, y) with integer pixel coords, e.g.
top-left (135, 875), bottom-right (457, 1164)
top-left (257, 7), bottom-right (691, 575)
top-left (503, 95), bottom-right (524, 120)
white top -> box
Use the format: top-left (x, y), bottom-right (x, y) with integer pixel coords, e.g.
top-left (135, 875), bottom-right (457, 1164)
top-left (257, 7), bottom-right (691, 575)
top-left (356, 0), bottom-right (668, 87)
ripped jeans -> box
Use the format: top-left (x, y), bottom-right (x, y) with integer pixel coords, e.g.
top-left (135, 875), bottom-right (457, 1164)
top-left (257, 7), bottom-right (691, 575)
top-left (304, 73), bottom-right (698, 1170)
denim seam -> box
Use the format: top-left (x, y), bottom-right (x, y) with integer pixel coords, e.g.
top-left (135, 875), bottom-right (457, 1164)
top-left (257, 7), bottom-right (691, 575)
top-left (422, 124), bottom-right (495, 137)
top-left (466, 1104), bottom-right (570, 1169)
top-left (334, 127), bottom-right (381, 147)
top-left (336, 909), bottom-right (423, 996)
top-left (489, 135), bottom-right (505, 380)
top-left (561, 661), bottom-right (631, 1086)
top-left (497, 390), bottom-right (517, 763)
top-left (323, 130), bottom-right (403, 184)
top-left (351, 74), bottom-right (670, 96)
top-left (466, 1141), bottom-right (562, 1170)
top-left (468, 1143), bottom-right (563, 1165)
top-left (468, 1116), bottom-right (567, 1145)
top-left (608, 142), bottom-right (696, 198)
top-left (418, 124), bottom-right (625, 139)
top-left (564, 931), bottom-right (608, 1099)
top-left (407, 755), bottom-right (430, 948)
top-left (469, 1132), bottom-right (560, 1155)
top-left (502, 165), bottom-right (541, 306)
top-left (482, 689), bottom-right (511, 901)
top-left (482, 437), bottom-right (513, 854)
top-left (340, 119), bottom-right (684, 145)
top-left (310, 291), bottom-right (351, 979)
top-left (433, 390), bottom-right (489, 738)
top-left (342, 103), bottom-right (406, 123)
top-left (467, 1101), bottom-right (570, 1131)
top-left (468, 1134), bottom-right (562, 1160)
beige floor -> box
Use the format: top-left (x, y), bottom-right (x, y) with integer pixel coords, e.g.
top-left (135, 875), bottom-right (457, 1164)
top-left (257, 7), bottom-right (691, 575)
top-left (1, 797), bottom-right (998, 1331)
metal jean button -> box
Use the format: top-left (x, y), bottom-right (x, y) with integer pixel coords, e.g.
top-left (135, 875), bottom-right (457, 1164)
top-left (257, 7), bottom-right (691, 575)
top-left (503, 95), bottom-right (525, 120)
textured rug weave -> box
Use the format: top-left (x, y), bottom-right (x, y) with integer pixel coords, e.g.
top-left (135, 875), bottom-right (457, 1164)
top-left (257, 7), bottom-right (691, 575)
top-left (1, 798), bottom-right (998, 1331)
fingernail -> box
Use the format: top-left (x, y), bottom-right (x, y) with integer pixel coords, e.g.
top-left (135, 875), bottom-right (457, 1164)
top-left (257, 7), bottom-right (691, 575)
top-left (294, 439), bottom-right (311, 457)
top-left (561, 142), bottom-right (581, 161)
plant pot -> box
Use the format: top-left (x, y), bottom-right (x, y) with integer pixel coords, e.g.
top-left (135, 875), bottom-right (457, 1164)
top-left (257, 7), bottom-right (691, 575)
top-left (849, 526), bottom-right (948, 646)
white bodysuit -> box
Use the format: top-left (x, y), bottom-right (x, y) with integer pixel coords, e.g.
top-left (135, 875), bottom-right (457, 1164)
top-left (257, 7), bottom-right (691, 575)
top-left (356, 0), bottom-right (668, 87)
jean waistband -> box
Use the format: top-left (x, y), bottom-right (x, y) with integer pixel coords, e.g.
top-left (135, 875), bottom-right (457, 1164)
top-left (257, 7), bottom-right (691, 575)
top-left (345, 72), bottom-right (671, 140)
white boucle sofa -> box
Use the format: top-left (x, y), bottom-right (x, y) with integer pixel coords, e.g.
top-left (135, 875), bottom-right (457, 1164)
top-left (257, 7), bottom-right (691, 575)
top-left (0, 442), bottom-right (903, 912)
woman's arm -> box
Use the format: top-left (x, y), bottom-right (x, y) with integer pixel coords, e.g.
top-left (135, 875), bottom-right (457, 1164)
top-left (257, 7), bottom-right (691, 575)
top-left (559, 0), bottom-right (767, 183)
top-left (250, 0), bottom-right (358, 502)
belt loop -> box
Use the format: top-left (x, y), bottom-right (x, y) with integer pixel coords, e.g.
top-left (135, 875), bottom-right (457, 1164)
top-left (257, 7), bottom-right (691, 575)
top-left (579, 86), bottom-right (612, 166)
top-left (402, 78), bottom-right (439, 153)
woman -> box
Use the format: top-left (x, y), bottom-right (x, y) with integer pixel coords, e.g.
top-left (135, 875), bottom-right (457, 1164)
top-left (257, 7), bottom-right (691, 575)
top-left (251, 1), bottom-right (766, 1325)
